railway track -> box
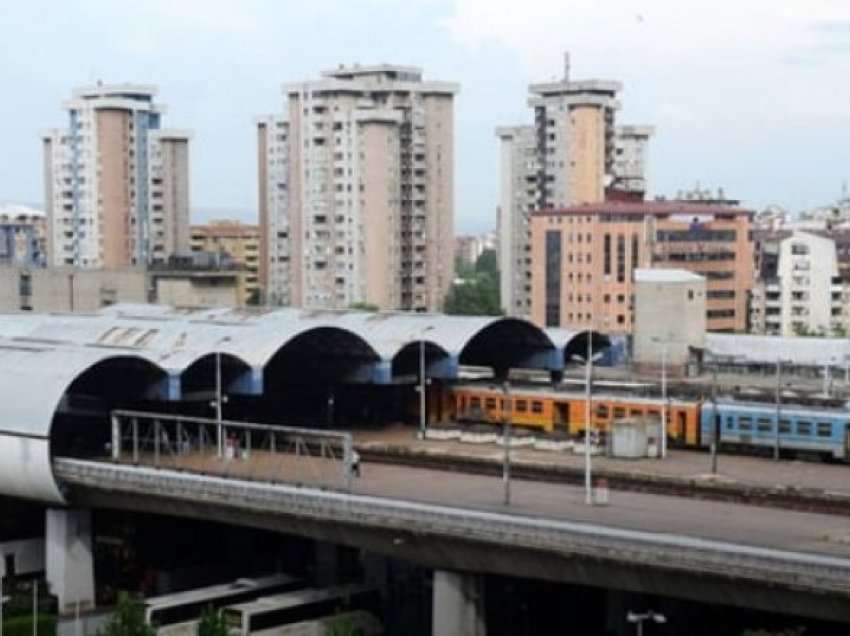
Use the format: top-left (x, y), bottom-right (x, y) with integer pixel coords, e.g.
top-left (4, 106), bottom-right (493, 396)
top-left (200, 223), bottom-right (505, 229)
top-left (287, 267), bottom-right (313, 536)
top-left (357, 444), bottom-right (850, 516)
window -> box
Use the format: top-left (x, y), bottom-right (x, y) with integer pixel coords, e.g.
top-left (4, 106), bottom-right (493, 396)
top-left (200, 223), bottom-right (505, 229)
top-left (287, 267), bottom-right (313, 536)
top-left (516, 400), bottom-right (528, 413)
top-left (630, 409), bottom-right (643, 417)
top-left (604, 234), bottom-right (612, 275)
top-left (739, 417), bottom-right (752, 431)
top-left (531, 401), bottom-right (543, 413)
top-left (725, 416), bottom-right (734, 430)
top-left (631, 234), bottom-right (639, 269)
top-left (817, 422), bottom-right (833, 438)
top-left (757, 418), bottom-right (772, 433)
top-left (544, 231), bottom-right (562, 327)
top-left (779, 420), bottom-right (791, 434)
top-left (596, 404), bottom-right (609, 418)
top-left (617, 235), bottom-right (626, 282)
top-left (797, 421), bottom-right (812, 436)
top-left (485, 398), bottom-right (497, 410)
top-left (614, 407), bottom-right (626, 419)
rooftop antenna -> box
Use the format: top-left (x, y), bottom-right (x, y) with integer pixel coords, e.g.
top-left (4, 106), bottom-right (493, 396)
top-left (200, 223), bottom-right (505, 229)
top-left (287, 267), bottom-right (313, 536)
top-left (563, 51), bottom-right (571, 81)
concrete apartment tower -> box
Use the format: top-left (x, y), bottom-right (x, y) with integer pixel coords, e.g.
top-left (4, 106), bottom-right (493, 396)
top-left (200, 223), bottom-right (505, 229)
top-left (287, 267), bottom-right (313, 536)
top-left (42, 84), bottom-right (190, 268)
top-left (497, 53), bottom-right (653, 317)
top-left (257, 64), bottom-right (458, 311)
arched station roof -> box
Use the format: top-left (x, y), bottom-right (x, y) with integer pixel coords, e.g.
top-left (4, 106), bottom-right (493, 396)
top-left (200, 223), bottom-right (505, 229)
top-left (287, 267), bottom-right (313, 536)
top-left (0, 339), bottom-right (167, 503)
top-left (0, 305), bottom-right (564, 381)
top-left (546, 328), bottom-right (612, 365)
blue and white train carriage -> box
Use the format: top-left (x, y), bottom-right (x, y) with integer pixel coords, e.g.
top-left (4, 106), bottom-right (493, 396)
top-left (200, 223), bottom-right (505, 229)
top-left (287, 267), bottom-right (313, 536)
top-left (700, 400), bottom-right (850, 460)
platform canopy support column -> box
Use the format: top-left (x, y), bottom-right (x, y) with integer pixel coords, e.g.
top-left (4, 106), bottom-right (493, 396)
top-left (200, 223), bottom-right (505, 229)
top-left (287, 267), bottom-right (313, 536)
top-left (432, 570), bottom-right (486, 636)
top-left (46, 508), bottom-right (95, 616)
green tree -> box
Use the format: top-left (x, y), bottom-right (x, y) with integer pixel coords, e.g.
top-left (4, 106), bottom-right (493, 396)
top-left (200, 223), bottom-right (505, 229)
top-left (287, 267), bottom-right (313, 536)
top-left (100, 593), bottom-right (154, 636)
top-left (198, 607), bottom-right (229, 636)
top-left (444, 249), bottom-right (501, 316)
top-left (349, 302), bottom-right (379, 312)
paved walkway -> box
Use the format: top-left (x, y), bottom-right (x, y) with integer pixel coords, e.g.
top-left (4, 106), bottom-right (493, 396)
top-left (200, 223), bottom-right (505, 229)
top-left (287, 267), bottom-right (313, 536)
top-left (115, 447), bottom-right (850, 558)
top-left (354, 425), bottom-right (850, 495)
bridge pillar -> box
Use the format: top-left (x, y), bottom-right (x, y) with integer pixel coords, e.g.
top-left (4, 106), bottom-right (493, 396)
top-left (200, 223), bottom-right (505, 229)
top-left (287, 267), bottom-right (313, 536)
top-left (46, 508), bottom-right (95, 615)
top-left (431, 570), bottom-right (485, 636)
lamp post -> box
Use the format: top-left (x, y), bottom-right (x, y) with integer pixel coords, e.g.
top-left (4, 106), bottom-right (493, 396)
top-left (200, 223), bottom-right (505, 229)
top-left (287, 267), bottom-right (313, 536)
top-left (773, 359), bottom-right (782, 462)
top-left (650, 335), bottom-right (671, 460)
top-left (417, 326), bottom-right (435, 440)
top-left (627, 611), bottom-right (666, 636)
top-left (502, 380), bottom-right (511, 506)
top-left (571, 332), bottom-right (595, 505)
top-left (213, 336), bottom-right (232, 459)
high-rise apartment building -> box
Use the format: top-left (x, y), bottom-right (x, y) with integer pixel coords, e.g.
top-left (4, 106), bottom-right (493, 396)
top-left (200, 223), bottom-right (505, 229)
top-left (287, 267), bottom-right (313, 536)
top-left (530, 201), bottom-right (753, 334)
top-left (497, 54), bottom-right (653, 316)
top-left (257, 64), bottom-right (458, 311)
top-left (42, 84), bottom-right (191, 269)
top-left (190, 220), bottom-right (260, 305)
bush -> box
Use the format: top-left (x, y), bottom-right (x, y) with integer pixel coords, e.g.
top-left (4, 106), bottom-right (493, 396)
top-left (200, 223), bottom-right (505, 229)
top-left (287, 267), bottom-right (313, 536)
top-left (3, 614), bottom-right (57, 636)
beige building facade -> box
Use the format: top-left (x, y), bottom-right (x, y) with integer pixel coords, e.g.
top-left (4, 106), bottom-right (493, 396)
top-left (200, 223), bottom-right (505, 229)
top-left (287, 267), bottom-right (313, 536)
top-left (530, 201), bottom-right (753, 334)
top-left (191, 220), bottom-right (260, 305)
top-left (42, 84), bottom-right (191, 269)
top-left (0, 266), bottom-right (239, 312)
top-left (258, 65), bottom-right (458, 311)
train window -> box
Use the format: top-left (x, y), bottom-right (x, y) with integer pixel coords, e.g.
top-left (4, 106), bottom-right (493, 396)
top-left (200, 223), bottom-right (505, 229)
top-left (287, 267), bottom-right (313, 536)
top-left (725, 416), bottom-right (734, 430)
top-left (485, 398), bottom-right (497, 410)
top-left (757, 418), bottom-right (772, 433)
top-left (648, 409), bottom-right (660, 419)
top-left (613, 407), bottom-right (626, 419)
top-left (531, 401), bottom-right (543, 413)
top-left (596, 405), bottom-right (609, 418)
top-left (738, 417), bottom-right (752, 431)
top-left (797, 421), bottom-right (812, 435)
top-left (470, 397), bottom-right (481, 408)
top-left (817, 423), bottom-right (833, 437)
top-left (630, 409), bottom-right (642, 417)
top-left (778, 420), bottom-right (791, 434)
top-left (516, 400), bottom-right (528, 413)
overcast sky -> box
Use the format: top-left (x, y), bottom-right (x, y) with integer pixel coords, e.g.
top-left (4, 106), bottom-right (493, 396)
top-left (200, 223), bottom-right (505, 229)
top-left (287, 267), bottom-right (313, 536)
top-left (1, 0), bottom-right (849, 232)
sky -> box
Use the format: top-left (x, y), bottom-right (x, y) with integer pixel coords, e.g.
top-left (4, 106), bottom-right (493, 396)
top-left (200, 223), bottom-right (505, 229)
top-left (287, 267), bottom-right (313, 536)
top-left (1, 0), bottom-right (849, 233)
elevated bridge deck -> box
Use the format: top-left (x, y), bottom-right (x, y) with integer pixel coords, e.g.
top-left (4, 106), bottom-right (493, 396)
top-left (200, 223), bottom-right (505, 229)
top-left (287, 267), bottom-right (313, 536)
top-left (53, 455), bottom-right (850, 622)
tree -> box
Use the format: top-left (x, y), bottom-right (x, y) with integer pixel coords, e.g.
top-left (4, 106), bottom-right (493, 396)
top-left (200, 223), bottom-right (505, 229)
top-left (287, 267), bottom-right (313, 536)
top-left (100, 593), bottom-right (155, 636)
top-left (198, 607), bottom-right (229, 636)
top-left (349, 302), bottom-right (379, 312)
top-left (444, 249), bottom-right (501, 316)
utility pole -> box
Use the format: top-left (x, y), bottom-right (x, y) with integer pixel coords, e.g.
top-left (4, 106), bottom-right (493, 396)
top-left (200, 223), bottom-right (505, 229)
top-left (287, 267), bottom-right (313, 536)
top-left (216, 349), bottom-right (223, 458)
top-left (661, 342), bottom-right (668, 459)
top-left (419, 337), bottom-right (426, 440)
top-left (773, 359), bottom-right (782, 461)
top-left (710, 363), bottom-right (719, 475)
top-left (584, 331), bottom-right (593, 505)
top-left (502, 380), bottom-right (511, 506)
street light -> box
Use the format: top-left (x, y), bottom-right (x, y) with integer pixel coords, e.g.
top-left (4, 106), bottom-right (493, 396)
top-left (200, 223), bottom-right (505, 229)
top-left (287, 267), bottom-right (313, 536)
top-left (571, 331), bottom-right (596, 505)
top-left (213, 336), bottom-right (232, 459)
top-left (627, 610), bottom-right (666, 636)
top-left (416, 326), bottom-right (435, 440)
top-left (650, 335), bottom-right (672, 459)
top-left (502, 380), bottom-right (511, 506)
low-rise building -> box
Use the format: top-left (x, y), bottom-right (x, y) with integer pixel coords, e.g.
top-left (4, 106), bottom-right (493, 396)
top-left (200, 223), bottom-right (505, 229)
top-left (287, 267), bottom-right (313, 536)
top-left (632, 268), bottom-right (706, 376)
top-left (529, 201), bottom-right (753, 333)
top-left (190, 220), bottom-right (260, 305)
top-left (0, 205), bottom-right (46, 267)
top-left (750, 230), bottom-right (844, 337)
top-left (0, 262), bottom-right (240, 312)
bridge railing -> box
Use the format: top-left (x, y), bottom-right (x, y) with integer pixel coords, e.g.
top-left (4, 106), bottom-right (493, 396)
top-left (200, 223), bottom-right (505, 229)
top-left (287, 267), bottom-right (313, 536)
top-left (109, 409), bottom-right (356, 491)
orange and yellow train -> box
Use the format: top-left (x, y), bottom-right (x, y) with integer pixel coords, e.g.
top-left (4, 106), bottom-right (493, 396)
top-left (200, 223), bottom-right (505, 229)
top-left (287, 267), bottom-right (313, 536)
top-left (445, 383), bottom-right (702, 446)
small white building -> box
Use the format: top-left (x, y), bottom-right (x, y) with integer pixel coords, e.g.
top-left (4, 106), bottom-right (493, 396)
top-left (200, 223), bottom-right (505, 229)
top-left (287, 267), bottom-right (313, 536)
top-left (632, 268), bottom-right (707, 376)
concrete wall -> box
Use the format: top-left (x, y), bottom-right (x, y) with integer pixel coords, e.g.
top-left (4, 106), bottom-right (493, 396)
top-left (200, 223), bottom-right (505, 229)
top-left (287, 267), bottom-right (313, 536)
top-left (153, 277), bottom-right (239, 308)
top-left (0, 538), bottom-right (45, 576)
top-left (633, 272), bottom-right (706, 375)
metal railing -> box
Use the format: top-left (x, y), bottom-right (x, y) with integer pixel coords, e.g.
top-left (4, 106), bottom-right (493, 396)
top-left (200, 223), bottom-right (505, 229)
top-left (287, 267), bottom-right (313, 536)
top-left (109, 410), bottom-right (356, 491)
top-left (53, 457), bottom-right (850, 598)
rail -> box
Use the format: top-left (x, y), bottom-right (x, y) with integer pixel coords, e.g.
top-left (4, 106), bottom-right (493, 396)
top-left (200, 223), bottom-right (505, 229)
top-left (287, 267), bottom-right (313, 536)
top-left (54, 457), bottom-right (850, 597)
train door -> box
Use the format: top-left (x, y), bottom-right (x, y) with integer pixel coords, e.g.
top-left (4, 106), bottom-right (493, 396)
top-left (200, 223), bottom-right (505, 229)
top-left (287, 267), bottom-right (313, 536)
top-left (845, 423), bottom-right (850, 459)
top-left (554, 403), bottom-right (569, 432)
